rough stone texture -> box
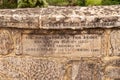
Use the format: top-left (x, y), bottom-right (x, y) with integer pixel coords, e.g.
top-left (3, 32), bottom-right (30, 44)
top-left (110, 30), bottom-right (120, 56)
top-left (103, 57), bottom-right (120, 67)
top-left (0, 5), bottom-right (119, 29)
top-left (71, 58), bottom-right (103, 80)
top-left (105, 66), bottom-right (120, 79)
top-left (0, 57), bottom-right (66, 80)
top-left (21, 29), bottom-right (104, 57)
top-left (0, 29), bottom-right (14, 55)
top-left (0, 6), bottom-right (120, 80)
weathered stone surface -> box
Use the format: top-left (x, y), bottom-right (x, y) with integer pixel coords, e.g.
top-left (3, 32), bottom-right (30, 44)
top-left (0, 9), bottom-right (40, 28)
top-left (0, 57), bottom-right (65, 80)
top-left (0, 5), bottom-right (120, 80)
top-left (41, 7), bottom-right (120, 29)
top-left (71, 58), bottom-right (103, 80)
top-left (110, 30), bottom-right (120, 56)
top-left (105, 66), bottom-right (120, 79)
top-left (0, 29), bottom-right (13, 55)
top-left (103, 57), bottom-right (120, 67)
top-left (0, 5), bottom-right (119, 29)
top-left (0, 29), bottom-right (105, 57)
top-left (21, 29), bottom-right (104, 57)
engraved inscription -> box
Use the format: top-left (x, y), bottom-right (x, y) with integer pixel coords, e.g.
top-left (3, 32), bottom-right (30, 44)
top-left (41, 16), bottom-right (116, 29)
top-left (42, 22), bottom-right (115, 29)
top-left (22, 33), bottom-right (102, 56)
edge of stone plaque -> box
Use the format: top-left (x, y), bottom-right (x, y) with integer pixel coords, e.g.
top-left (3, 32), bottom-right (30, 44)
top-left (0, 5), bottom-right (120, 29)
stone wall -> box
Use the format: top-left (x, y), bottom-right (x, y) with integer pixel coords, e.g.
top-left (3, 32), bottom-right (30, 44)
top-left (0, 5), bottom-right (119, 80)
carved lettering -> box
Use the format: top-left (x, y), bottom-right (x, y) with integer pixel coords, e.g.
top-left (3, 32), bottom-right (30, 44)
top-left (22, 33), bottom-right (102, 56)
top-left (42, 20), bottom-right (115, 28)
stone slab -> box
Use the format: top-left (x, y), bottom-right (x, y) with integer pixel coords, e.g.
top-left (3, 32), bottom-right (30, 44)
top-left (0, 9), bottom-right (40, 29)
top-left (21, 30), bottom-right (103, 57)
top-left (71, 58), bottom-right (102, 80)
top-left (110, 30), bottom-right (120, 56)
top-left (0, 5), bottom-right (120, 29)
top-left (0, 29), bottom-right (14, 55)
top-left (103, 57), bottom-right (120, 67)
top-left (105, 66), bottom-right (120, 79)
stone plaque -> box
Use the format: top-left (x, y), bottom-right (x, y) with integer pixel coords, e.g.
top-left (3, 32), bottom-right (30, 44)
top-left (22, 33), bottom-right (102, 56)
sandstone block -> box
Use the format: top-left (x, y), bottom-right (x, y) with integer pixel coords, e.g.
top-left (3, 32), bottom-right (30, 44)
top-left (70, 58), bottom-right (103, 80)
top-left (0, 57), bottom-right (65, 80)
top-left (0, 9), bottom-right (40, 29)
top-left (20, 29), bottom-right (104, 57)
top-left (110, 30), bottom-right (120, 56)
top-left (0, 29), bottom-right (14, 55)
top-left (105, 66), bottom-right (120, 79)
top-left (103, 57), bottom-right (120, 67)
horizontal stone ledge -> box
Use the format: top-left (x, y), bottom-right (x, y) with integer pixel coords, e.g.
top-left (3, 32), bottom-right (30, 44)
top-left (0, 5), bottom-right (120, 29)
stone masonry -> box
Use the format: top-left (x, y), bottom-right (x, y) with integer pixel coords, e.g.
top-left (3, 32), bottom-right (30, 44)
top-left (0, 5), bottom-right (120, 80)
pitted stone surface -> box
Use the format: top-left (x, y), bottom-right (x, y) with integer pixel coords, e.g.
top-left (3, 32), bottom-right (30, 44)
top-left (21, 29), bottom-right (104, 57)
top-left (0, 5), bottom-right (120, 80)
top-left (0, 57), bottom-right (65, 80)
top-left (0, 29), bottom-right (13, 55)
top-left (103, 57), bottom-right (120, 67)
top-left (71, 58), bottom-right (103, 80)
top-left (110, 30), bottom-right (120, 56)
top-left (0, 5), bottom-right (120, 29)
top-left (105, 66), bottom-right (120, 79)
